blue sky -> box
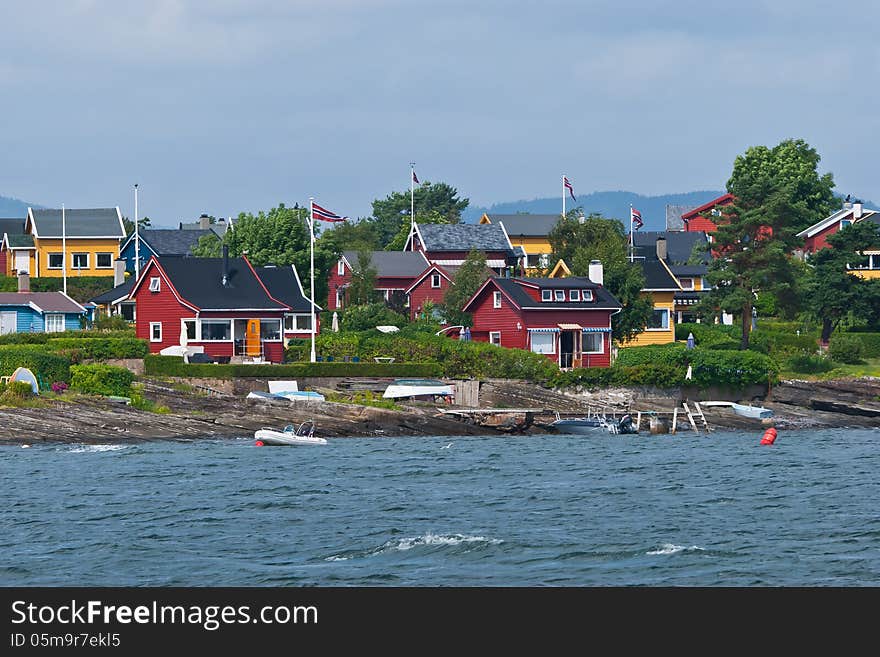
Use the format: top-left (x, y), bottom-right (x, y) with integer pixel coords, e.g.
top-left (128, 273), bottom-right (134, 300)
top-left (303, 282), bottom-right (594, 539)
top-left (1, 1), bottom-right (877, 227)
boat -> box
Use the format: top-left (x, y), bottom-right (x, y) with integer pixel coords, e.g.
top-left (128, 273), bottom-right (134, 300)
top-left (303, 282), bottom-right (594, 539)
top-left (699, 400), bottom-right (773, 420)
top-left (603, 414), bottom-right (638, 435)
top-left (254, 421), bottom-right (327, 446)
top-left (549, 416), bottom-right (607, 434)
top-left (382, 378), bottom-right (455, 400)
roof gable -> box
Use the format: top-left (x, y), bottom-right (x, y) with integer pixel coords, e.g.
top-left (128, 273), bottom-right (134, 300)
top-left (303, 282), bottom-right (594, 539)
top-left (632, 231), bottom-right (710, 264)
top-left (681, 193), bottom-right (735, 221)
top-left (0, 291), bottom-right (86, 313)
top-left (404, 264), bottom-right (455, 294)
top-left (27, 207), bottom-right (125, 239)
top-left (413, 223), bottom-right (513, 253)
top-left (637, 258), bottom-right (682, 291)
top-left (122, 229), bottom-right (217, 256)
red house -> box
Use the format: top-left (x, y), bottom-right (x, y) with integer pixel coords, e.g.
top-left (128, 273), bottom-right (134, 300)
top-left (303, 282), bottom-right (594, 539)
top-left (405, 223), bottom-right (518, 275)
top-left (327, 250), bottom-right (429, 310)
top-left (461, 267), bottom-right (622, 369)
top-left (131, 250), bottom-right (317, 363)
top-left (405, 263), bottom-right (456, 321)
top-left (681, 193), bottom-right (736, 235)
top-left (796, 201), bottom-right (878, 255)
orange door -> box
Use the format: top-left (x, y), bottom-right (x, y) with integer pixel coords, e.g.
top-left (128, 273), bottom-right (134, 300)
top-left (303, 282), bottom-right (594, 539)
top-left (246, 319), bottom-right (261, 356)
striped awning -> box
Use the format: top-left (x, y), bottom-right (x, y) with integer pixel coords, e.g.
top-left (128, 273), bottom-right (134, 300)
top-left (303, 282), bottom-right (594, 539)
top-left (528, 327), bottom-right (560, 332)
top-left (582, 327), bottom-right (612, 332)
top-left (558, 323), bottom-right (582, 330)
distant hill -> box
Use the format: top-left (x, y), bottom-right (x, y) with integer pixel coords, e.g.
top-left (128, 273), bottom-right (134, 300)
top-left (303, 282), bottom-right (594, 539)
top-left (0, 194), bottom-right (39, 217)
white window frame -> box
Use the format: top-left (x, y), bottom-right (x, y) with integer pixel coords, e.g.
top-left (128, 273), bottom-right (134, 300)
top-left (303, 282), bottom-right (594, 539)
top-left (570, 290), bottom-right (580, 302)
top-left (336, 289), bottom-right (344, 309)
top-left (584, 332), bottom-right (604, 354)
top-left (530, 332), bottom-right (556, 355)
top-left (493, 291), bottom-right (502, 308)
top-left (95, 253), bottom-right (114, 269)
top-left (150, 322), bottom-right (162, 342)
top-left (489, 331), bottom-right (501, 346)
top-left (294, 314), bottom-right (314, 332)
top-left (198, 319), bottom-right (232, 342)
top-left (71, 253), bottom-right (89, 269)
top-left (678, 277), bottom-right (694, 290)
top-left (554, 290), bottom-right (565, 302)
top-left (149, 277), bottom-right (161, 292)
top-left (47, 253), bottom-right (64, 269)
top-left (541, 290), bottom-right (552, 302)
top-left (45, 313), bottom-right (65, 333)
top-left (647, 308), bottom-right (670, 331)
top-left (582, 290), bottom-right (593, 301)
top-left (431, 274), bottom-right (441, 288)
top-left (259, 319), bottom-right (283, 342)
top-left (183, 319), bottom-right (197, 341)
top-left (337, 260), bottom-right (345, 276)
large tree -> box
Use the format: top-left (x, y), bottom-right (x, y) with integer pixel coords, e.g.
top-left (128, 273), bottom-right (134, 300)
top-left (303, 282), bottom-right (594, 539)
top-left (370, 181), bottom-right (469, 247)
top-left (548, 212), bottom-right (652, 343)
top-left (441, 248), bottom-right (491, 327)
top-left (347, 250), bottom-right (379, 306)
top-left (317, 219), bottom-right (381, 256)
top-left (700, 139), bottom-right (838, 349)
top-left (806, 221), bottom-right (880, 342)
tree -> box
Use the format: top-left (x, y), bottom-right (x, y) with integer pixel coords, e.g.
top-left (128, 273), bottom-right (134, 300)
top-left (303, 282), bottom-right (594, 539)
top-left (347, 250), bottom-right (379, 306)
top-left (384, 209), bottom-right (449, 251)
top-left (700, 139), bottom-right (836, 349)
top-left (441, 248), bottom-right (490, 327)
top-left (805, 221), bottom-right (880, 342)
top-left (121, 215), bottom-right (151, 236)
top-left (317, 219), bottom-right (381, 256)
top-left (548, 212), bottom-right (652, 343)
top-left (370, 181), bottom-right (469, 247)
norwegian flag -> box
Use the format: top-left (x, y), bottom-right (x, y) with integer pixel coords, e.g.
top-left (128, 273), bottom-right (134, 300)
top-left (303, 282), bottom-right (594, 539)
top-left (563, 176), bottom-right (576, 201)
top-left (412, 170), bottom-right (420, 185)
top-left (631, 207), bottom-right (643, 230)
top-left (312, 202), bottom-right (348, 222)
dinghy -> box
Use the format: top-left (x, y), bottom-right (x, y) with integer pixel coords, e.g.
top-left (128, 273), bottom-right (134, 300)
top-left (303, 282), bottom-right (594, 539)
top-left (254, 421), bottom-right (327, 446)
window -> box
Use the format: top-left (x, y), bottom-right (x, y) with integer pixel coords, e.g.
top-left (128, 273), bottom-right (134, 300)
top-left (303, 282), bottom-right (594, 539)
top-left (96, 253), bottom-right (113, 269)
top-left (570, 290), bottom-right (580, 302)
top-left (554, 290), bottom-right (565, 302)
top-left (489, 331), bottom-right (501, 346)
top-left (72, 253), bottom-right (89, 269)
top-left (45, 313), bottom-right (65, 333)
top-left (120, 303), bottom-right (135, 322)
top-left (183, 320), bottom-right (196, 341)
top-left (260, 319), bottom-right (282, 341)
top-left (581, 290), bottom-right (593, 301)
top-left (200, 319), bottom-right (231, 341)
top-left (337, 260), bottom-right (345, 276)
top-left (700, 278), bottom-right (711, 290)
top-left (336, 289), bottom-right (344, 309)
top-left (431, 274), bottom-right (441, 288)
top-left (530, 332), bottom-right (555, 354)
top-left (149, 277), bottom-right (161, 292)
top-left (679, 277), bottom-right (694, 290)
top-left (493, 291), bottom-right (502, 308)
top-left (150, 322), bottom-right (162, 342)
top-left (294, 314), bottom-right (313, 331)
top-left (840, 219), bottom-right (851, 228)
top-left (584, 332), bottom-right (604, 353)
top-left (541, 290), bottom-right (552, 302)
top-left (48, 253), bottom-right (63, 269)
top-left (647, 308), bottom-right (670, 330)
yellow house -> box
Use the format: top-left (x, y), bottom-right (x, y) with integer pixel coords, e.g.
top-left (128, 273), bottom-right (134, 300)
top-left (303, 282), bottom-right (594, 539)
top-left (851, 249), bottom-right (880, 280)
top-left (5, 208), bottom-right (126, 278)
top-left (480, 213), bottom-right (560, 273)
top-left (624, 258), bottom-right (681, 347)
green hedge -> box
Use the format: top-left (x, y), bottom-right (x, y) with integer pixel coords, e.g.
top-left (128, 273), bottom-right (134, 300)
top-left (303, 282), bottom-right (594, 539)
top-left (675, 323), bottom-right (740, 346)
top-left (843, 332), bottom-right (880, 358)
top-left (0, 346), bottom-right (72, 384)
top-left (144, 355), bottom-right (443, 379)
top-left (0, 329), bottom-right (136, 346)
top-left (48, 337), bottom-right (149, 361)
top-left (69, 364), bottom-right (135, 397)
top-left (828, 334), bottom-right (865, 364)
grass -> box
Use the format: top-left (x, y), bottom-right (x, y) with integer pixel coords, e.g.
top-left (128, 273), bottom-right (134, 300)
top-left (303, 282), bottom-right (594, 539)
top-left (779, 357), bottom-right (880, 381)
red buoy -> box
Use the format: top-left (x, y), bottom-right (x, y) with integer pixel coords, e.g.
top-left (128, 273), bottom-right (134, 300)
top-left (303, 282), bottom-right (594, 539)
top-left (255, 440), bottom-right (265, 447)
top-left (760, 428), bottom-right (777, 445)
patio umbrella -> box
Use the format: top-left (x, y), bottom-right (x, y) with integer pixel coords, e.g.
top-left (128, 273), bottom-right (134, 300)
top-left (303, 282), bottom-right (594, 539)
top-left (686, 332), bottom-right (695, 350)
top-left (332, 311), bottom-right (339, 332)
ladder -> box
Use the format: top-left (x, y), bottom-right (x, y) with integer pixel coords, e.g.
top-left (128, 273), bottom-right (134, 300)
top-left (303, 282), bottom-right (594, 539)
top-left (682, 401), bottom-right (709, 432)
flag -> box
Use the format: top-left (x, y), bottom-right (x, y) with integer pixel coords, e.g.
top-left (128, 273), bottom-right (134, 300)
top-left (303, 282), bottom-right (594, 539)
top-left (563, 176), bottom-right (576, 201)
top-left (631, 207), bottom-right (643, 230)
top-left (312, 202), bottom-right (348, 222)
top-left (412, 170), bottom-right (420, 185)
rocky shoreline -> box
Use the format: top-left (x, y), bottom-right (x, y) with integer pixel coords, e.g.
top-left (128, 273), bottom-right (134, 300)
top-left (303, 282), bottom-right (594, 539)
top-left (0, 376), bottom-right (877, 445)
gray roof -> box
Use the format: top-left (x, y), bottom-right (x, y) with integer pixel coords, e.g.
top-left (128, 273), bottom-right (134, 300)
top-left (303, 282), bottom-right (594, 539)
top-left (258, 265), bottom-right (318, 312)
top-left (416, 223), bottom-right (512, 252)
top-left (636, 259), bottom-right (681, 291)
top-left (342, 250), bottom-right (427, 278)
top-left (489, 276), bottom-right (622, 310)
top-left (632, 230), bottom-right (710, 264)
top-left (133, 229), bottom-right (217, 256)
top-left (0, 292), bottom-right (85, 313)
top-left (669, 264), bottom-right (708, 277)
top-left (6, 234), bottom-right (34, 248)
top-left (0, 218), bottom-right (25, 237)
top-left (29, 208), bottom-right (125, 238)
top-left (665, 205), bottom-right (696, 231)
top-left (490, 214), bottom-right (560, 237)
top-left (89, 278), bottom-right (135, 305)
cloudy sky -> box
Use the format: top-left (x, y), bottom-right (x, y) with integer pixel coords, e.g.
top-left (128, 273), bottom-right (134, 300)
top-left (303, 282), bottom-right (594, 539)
top-left (1, 1), bottom-right (877, 226)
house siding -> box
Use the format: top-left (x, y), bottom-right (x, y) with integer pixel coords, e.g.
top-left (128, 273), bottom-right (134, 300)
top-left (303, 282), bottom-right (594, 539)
top-left (467, 286), bottom-right (527, 350)
top-left (625, 291), bottom-right (676, 346)
top-left (34, 238), bottom-right (121, 278)
top-left (408, 273), bottom-right (451, 321)
top-left (327, 259), bottom-right (350, 310)
top-left (0, 307), bottom-right (82, 333)
top-left (5, 250), bottom-right (37, 277)
top-left (119, 239), bottom-right (158, 273)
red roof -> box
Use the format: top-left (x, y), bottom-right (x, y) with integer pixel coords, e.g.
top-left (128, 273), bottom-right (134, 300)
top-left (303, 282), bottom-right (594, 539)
top-left (681, 193), bottom-right (735, 221)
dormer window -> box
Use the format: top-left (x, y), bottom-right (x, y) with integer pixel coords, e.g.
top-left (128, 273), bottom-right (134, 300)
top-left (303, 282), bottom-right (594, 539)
top-left (679, 278), bottom-right (694, 290)
top-left (554, 290), bottom-right (565, 302)
top-left (431, 274), bottom-right (441, 288)
top-left (337, 260), bottom-right (345, 276)
top-left (541, 290), bottom-right (552, 302)
top-left (581, 290), bottom-right (593, 301)
top-left (149, 277), bottom-right (161, 292)
top-left (570, 290), bottom-right (580, 302)
top-left (493, 291), bottom-right (502, 308)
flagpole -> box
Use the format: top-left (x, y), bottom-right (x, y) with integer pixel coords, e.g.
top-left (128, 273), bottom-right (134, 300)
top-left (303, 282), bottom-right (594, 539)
top-left (629, 205), bottom-right (634, 263)
top-left (309, 197), bottom-right (316, 363)
top-left (134, 183), bottom-right (140, 279)
top-left (410, 162), bottom-right (416, 250)
top-left (562, 175), bottom-right (566, 218)
top-left (62, 203), bottom-right (67, 295)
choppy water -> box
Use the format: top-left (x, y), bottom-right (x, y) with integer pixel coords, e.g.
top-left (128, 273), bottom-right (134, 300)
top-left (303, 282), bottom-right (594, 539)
top-left (2, 428), bottom-right (879, 586)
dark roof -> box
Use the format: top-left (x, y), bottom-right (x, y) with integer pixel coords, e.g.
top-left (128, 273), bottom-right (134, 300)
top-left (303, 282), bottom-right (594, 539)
top-left (6, 234), bottom-right (34, 248)
top-left (0, 292), bottom-right (85, 313)
top-left (491, 214), bottom-right (560, 237)
top-left (89, 278), bottom-right (135, 305)
top-left (153, 256), bottom-right (288, 311)
top-left (135, 229), bottom-right (217, 256)
top-left (0, 218), bottom-right (25, 236)
top-left (29, 208), bottom-right (125, 238)
top-left (492, 276), bottom-right (622, 310)
top-left (257, 265), bottom-right (317, 312)
top-left (636, 259), bottom-right (681, 291)
top-left (665, 205), bottom-right (696, 231)
top-left (416, 224), bottom-right (512, 252)
top-left (669, 264), bottom-right (708, 277)
top-left (632, 231), bottom-right (710, 264)
top-left (342, 251), bottom-right (427, 277)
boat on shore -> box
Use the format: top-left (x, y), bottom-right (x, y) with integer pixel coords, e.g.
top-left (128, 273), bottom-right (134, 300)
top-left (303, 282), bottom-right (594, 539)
top-left (700, 400), bottom-right (773, 419)
top-left (382, 379), bottom-right (455, 400)
top-left (254, 421), bottom-right (327, 446)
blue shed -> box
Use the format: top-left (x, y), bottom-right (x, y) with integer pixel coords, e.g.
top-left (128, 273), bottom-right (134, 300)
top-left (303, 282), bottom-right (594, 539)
top-left (0, 291), bottom-right (87, 334)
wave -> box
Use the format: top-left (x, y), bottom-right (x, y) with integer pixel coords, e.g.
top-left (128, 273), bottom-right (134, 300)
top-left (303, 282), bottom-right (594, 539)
top-left (325, 532), bottom-right (503, 561)
top-left (65, 445), bottom-right (129, 453)
top-left (646, 543), bottom-right (706, 556)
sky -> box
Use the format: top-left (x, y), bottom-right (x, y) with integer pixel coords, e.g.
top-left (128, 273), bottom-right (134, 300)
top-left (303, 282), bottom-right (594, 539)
top-left (1, 0), bottom-right (878, 227)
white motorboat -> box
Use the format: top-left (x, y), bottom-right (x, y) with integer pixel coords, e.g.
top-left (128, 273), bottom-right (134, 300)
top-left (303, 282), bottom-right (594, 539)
top-left (700, 401), bottom-right (773, 419)
top-left (254, 421), bottom-right (327, 446)
top-left (382, 378), bottom-right (455, 400)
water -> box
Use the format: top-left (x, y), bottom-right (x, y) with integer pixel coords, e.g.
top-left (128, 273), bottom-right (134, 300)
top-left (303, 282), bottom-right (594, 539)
top-left (2, 429), bottom-right (879, 586)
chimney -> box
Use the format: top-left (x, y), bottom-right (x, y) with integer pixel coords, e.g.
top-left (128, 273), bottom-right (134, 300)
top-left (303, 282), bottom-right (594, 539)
top-left (656, 236), bottom-right (667, 261)
top-left (222, 245), bottom-right (229, 286)
top-left (200, 213), bottom-right (211, 229)
top-left (17, 272), bottom-right (29, 293)
top-left (588, 260), bottom-right (603, 286)
top-left (113, 259), bottom-right (126, 287)
top-left (853, 202), bottom-right (863, 219)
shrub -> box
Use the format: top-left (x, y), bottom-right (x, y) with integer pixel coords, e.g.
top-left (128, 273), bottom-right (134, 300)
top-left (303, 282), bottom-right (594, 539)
top-left (93, 315), bottom-right (131, 331)
top-left (786, 354), bottom-right (835, 374)
top-left (0, 346), bottom-right (71, 384)
top-left (688, 349), bottom-right (777, 387)
top-left (69, 364), bottom-right (135, 397)
top-left (554, 367), bottom-right (616, 390)
top-left (674, 323), bottom-right (739, 346)
top-left (828, 334), bottom-right (866, 364)
top-left (48, 337), bottom-right (149, 360)
top-left (339, 303), bottom-right (407, 332)
top-left (616, 344), bottom-right (689, 368)
top-left (842, 332), bottom-right (880, 358)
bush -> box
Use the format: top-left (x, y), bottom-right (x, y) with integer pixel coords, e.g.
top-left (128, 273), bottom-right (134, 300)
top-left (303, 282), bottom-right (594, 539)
top-left (338, 303), bottom-right (408, 332)
top-left (688, 349), bottom-right (777, 387)
top-left (48, 337), bottom-right (149, 361)
top-left (554, 367), bottom-right (616, 390)
top-left (829, 334), bottom-right (866, 364)
top-left (69, 364), bottom-right (135, 397)
top-left (842, 332), bottom-right (880, 358)
top-left (93, 315), bottom-right (131, 331)
top-left (786, 354), bottom-right (835, 374)
top-left (0, 346), bottom-right (72, 384)
top-left (675, 323), bottom-right (739, 346)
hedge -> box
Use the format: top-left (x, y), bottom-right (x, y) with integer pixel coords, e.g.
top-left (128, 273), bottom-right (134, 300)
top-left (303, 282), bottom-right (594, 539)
top-left (70, 364), bottom-right (135, 397)
top-left (144, 355), bottom-right (443, 379)
top-left (843, 332), bottom-right (880, 358)
top-left (48, 337), bottom-right (149, 361)
top-left (0, 329), bottom-right (136, 346)
top-left (675, 322), bottom-right (740, 346)
top-left (0, 346), bottom-right (72, 384)
top-left (613, 344), bottom-right (777, 387)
